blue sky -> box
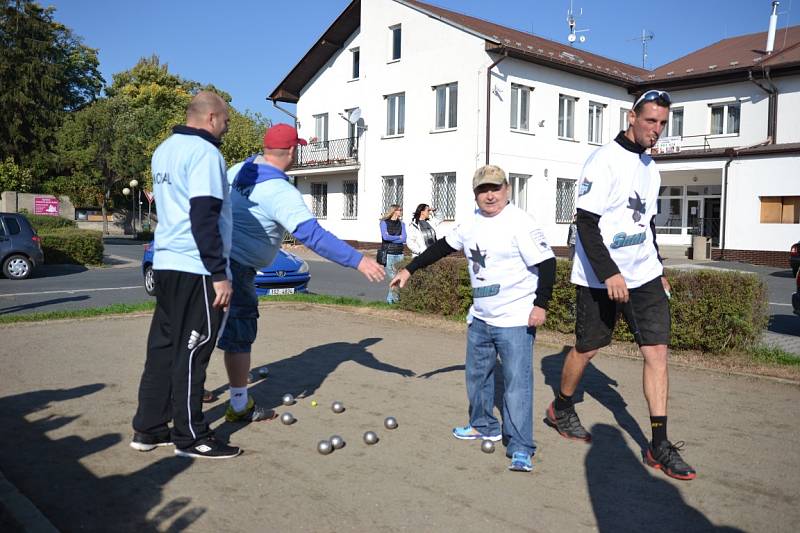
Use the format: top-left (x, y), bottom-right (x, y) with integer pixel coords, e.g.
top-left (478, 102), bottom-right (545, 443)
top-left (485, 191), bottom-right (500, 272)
top-left (47, 0), bottom-right (794, 123)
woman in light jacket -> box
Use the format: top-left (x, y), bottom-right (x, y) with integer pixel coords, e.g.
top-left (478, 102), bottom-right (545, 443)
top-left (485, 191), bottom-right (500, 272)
top-left (379, 204), bottom-right (406, 304)
top-left (407, 203), bottom-right (442, 257)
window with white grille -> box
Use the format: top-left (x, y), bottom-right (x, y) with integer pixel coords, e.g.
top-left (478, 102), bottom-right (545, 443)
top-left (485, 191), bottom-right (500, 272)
top-left (509, 173), bottom-right (529, 211)
top-left (511, 84), bottom-right (531, 131)
top-left (431, 172), bottom-right (456, 220)
top-left (667, 107), bottom-right (683, 137)
top-left (556, 178), bottom-right (576, 223)
top-left (311, 182), bottom-right (327, 219)
top-left (313, 113), bottom-right (328, 148)
top-left (382, 175), bottom-right (403, 213)
top-left (433, 82), bottom-right (457, 130)
top-left (343, 180), bottom-right (358, 219)
top-left (710, 103), bottom-right (739, 135)
top-left (619, 108), bottom-right (631, 132)
top-left (385, 93), bottom-right (405, 136)
top-left (588, 102), bottom-right (604, 144)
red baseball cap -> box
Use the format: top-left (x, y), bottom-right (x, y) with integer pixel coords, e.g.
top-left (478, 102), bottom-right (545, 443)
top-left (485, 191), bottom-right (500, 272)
top-left (263, 123), bottom-right (307, 149)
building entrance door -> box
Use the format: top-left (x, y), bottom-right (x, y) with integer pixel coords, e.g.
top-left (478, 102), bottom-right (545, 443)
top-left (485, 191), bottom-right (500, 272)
top-left (704, 197), bottom-right (721, 246)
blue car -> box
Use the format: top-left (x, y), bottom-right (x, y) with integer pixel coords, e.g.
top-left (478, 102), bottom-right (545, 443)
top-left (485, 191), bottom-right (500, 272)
top-left (142, 242), bottom-right (310, 296)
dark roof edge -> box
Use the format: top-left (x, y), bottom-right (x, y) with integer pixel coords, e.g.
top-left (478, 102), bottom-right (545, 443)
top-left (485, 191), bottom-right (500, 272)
top-left (638, 62), bottom-right (800, 92)
top-left (267, 0), bottom-right (360, 103)
top-left (653, 143), bottom-right (800, 161)
top-left (395, 0), bottom-right (501, 44)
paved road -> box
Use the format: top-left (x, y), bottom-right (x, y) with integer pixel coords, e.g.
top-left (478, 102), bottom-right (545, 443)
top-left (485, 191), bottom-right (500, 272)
top-left (1, 304), bottom-right (798, 532)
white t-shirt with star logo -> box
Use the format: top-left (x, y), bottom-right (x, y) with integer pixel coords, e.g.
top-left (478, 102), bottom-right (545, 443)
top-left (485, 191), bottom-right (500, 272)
top-left (571, 140), bottom-right (663, 289)
top-left (445, 204), bottom-right (555, 327)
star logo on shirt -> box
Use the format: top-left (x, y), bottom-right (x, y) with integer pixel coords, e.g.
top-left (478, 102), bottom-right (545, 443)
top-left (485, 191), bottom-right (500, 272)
top-left (469, 244), bottom-right (487, 275)
top-left (627, 192), bottom-right (647, 222)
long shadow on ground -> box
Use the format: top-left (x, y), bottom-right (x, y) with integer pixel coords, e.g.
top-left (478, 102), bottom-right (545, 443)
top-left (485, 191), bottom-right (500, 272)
top-left (541, 347), bottom-right (650, 451)
top-left (208, 337), bottom-right (415, 440)
top-left (0, 384), bottom-right (201, 532)
top-left (587, 424), bottom-right (743, 533)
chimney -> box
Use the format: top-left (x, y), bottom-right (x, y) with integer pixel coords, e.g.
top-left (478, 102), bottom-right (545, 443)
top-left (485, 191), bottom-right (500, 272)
top-left (766, 1), bottom-right (779, 54)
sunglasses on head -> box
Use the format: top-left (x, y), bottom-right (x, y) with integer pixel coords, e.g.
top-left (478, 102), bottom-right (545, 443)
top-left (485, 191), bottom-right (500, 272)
top-left (633, 90), bottom-right (671, 110)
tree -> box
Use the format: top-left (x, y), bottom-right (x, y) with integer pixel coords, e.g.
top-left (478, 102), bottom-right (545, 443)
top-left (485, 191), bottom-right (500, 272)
top-left (0, 157), bottom-right (34, 192)
top-left (0, 0), bottom-right (104, 176)
top-left (220, 110), bottom-right (270, 165)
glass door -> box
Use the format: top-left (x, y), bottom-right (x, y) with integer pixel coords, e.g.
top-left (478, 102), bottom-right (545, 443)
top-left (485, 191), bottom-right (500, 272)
top-left (687, 199), bottom-right (701, 235)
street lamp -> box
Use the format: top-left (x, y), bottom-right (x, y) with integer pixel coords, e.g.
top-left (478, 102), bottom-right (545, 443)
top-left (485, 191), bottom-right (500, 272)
top-left (129, 179), bottom-right (138, 234)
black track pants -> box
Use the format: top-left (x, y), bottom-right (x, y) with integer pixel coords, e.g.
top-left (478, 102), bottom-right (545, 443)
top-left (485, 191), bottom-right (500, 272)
top-left (132, 270), bottom-right (224, 449)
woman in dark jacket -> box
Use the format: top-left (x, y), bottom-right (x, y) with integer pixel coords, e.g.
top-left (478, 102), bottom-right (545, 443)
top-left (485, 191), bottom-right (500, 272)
top-left (379, 204), bottom-right (406, 304)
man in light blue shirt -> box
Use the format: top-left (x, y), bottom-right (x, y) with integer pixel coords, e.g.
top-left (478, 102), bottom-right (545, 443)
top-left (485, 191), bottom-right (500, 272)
top-left (219, 124), bottom-right (385, 422)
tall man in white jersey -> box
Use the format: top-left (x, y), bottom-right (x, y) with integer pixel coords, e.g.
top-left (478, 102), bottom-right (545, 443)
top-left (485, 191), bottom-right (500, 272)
top-left (546, 90), bottom-right (696, 480)
top-left (392, 165), bottom-right (556, 473)
top-left (131, 91), bottom-right (242, 459)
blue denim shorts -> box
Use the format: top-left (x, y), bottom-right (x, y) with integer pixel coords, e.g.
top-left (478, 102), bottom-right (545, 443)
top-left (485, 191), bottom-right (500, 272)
top-left (217, 259), bottom-right (260, 353)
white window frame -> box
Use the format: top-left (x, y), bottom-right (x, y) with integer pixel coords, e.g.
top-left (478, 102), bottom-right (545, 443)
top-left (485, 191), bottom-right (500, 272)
top-left (666, 106), bottom-right (684, 137)
top-left (382, 175), bottom-right (403, 212)
top-left (431, 172), bottom-right (456, 220)
top-left (619, 108), bottom-right (631, 132)
top-left (312, 113), bottom-right (328, 149)
top-left (342, 180), bottom-right (358, 220)
top-left (385, 92), bottom-right (405, 137)
top-left (311, 182), bottom-right (327, 219)
top-left (555, 178), bottom-right (576, 223)
top-left (389, 24), bottom-right (401, 61)
top-left (510, 84), bottom-right (532, 132)
top-left (433, 82), bottom-right (458, 131)
top-left (709, 103), bottom-right (740, 136)
top-left (558, 94), bottom-right (578, 140)
top-left (350, 47), bottom-right (360, 80)
top-left (587, 101), bottom-right (605, 144)
top-left (508, 173), bottom-right (530, 211)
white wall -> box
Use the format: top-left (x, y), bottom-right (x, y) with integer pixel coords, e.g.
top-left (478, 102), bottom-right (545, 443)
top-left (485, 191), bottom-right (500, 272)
top-left (724, 154), bottom-right (800, 251)
top-left (776, 75), bottom-right (800, 143)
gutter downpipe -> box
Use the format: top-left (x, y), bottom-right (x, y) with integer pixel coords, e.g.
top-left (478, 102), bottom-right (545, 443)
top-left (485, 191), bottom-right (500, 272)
top-left (748, 68), bottom-right (778, 144)
top-left (485, 49), bottom-right (508, 164)
top-left (268, 97), bottom-right (300, 128)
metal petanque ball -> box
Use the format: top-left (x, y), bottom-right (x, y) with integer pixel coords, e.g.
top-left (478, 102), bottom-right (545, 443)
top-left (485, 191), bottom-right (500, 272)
top-left (330, 435), bottom-right (345, 449)
top-left (258, 367), bottom-right (269, 378)
top-left (317, 440), bottom-right (333, 455)
top-left (282, 393), bottom-right (295, 406)
top-left (363, 431), bottom-right (379, 445)
top-left (481, 440), bottom-right (495, 454)
top-left (383, 416), bottom-right (398, 430)
top-left (280, 412), bottom-right (295, 425)
top-left (331, 401), bottom-right (345, 414)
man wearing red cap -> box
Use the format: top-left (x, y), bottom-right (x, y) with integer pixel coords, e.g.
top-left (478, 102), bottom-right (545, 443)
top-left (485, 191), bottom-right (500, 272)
top-left (217, 123), bottom-right (386, 422)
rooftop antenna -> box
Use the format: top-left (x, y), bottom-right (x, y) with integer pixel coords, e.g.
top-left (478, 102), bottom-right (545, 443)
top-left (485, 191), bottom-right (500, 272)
top-left (566, 1), bottom-right (590, 45)
top-left (628, 29), bottom-right (655, 68)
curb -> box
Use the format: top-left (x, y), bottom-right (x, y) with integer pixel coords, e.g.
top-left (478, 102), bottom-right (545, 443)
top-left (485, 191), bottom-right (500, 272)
top-left (0, 468), bottom-right (58, 532)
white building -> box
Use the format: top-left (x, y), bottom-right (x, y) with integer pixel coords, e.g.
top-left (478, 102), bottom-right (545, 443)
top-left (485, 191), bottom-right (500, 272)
top-left (269, 0), bottom-right (800, 266)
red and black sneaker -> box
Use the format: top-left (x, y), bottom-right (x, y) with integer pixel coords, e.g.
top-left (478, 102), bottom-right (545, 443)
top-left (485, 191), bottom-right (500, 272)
top-left (544, 401), bottom-right (592, 442)
top-left (644, 440), bottom-right (697, 480)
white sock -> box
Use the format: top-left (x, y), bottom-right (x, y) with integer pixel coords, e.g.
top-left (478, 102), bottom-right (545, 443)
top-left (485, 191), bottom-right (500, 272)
top-left (229, 387), bottom-right (248, 412)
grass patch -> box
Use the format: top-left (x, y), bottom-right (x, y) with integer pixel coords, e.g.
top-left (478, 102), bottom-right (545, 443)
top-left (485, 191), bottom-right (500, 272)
top-left (261, 293), bottom-right (392, 309)
top-left (748, 345), bottom-right (800, 366)
top-left (0, 301), bottom-right (155, 325)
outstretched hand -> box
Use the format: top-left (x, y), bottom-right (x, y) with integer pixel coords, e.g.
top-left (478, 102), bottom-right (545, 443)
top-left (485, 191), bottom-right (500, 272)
top-left (357, 256), bottom-right (385, 282)
top-left (390, 268), bottom-right (411, 289)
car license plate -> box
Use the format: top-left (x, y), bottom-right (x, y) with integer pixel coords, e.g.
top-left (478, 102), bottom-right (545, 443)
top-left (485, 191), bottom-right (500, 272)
top-left (268, 288), bottom-right (295, 295)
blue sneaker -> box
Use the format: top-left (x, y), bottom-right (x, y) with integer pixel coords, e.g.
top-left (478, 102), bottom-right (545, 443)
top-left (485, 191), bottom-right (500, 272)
top-left (509, 452), bottom-right (533, 472)
top-left (452, 425), bottom-right (502, 442)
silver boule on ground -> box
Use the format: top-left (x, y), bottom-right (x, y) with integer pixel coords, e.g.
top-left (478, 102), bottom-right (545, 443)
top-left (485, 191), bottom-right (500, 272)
top-left (383, 416), bottom-right (398, 430)
top-left (363, 431), bottom-right (379, 445)
top-left (317, 440), bottom-right (333, 455)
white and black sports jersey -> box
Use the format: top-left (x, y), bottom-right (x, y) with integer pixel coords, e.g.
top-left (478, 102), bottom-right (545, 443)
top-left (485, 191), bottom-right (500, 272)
top-left (445, 204), bottom-right (555, 327)
top-left (571, 138), bottom-right (663, 289)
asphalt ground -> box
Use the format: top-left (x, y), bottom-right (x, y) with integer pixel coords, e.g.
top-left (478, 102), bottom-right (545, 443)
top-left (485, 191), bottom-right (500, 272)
top-left (1, 304), bottom-right (798, 532)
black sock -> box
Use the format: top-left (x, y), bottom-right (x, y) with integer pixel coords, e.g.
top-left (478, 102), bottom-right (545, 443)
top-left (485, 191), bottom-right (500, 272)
top-left (650, 416), bottom-right (668, 447)
top-left (554, 391), bottom-right (573, 411)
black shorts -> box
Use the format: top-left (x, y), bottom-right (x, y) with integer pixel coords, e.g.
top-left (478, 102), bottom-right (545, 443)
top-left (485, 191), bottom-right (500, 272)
top-left (574, 276), bottom-right (670, 353)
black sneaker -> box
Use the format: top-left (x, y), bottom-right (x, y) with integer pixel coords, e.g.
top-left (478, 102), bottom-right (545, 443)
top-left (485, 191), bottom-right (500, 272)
top-left (174, 437), bottom-right (242, 459)
top-left (544, 401), bottom-right (592, 442)
top-left (644, 440), bottom-right (696, 480)
top-left (130, 431), bottom-right (173, 452)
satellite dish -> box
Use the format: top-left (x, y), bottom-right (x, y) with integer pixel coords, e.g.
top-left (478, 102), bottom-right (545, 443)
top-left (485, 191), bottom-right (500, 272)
top-left (567, 33), bottom-right (576, 43)
top-left (347, 108), bottom-right (362, 124)
top-left (579, 35), bottom-right (586, 43)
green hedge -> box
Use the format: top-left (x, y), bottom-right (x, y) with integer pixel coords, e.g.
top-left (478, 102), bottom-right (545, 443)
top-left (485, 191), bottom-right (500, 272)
top-left (397, 257), bottom-right (769, 353)
top-left (39, 228), bottom-right (104, 266)
top-left (26, 214), bottom-right (76, 231)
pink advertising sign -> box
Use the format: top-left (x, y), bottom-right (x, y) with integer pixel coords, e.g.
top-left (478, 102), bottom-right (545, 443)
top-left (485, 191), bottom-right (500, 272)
top-left (34, 197), bottom-right (60, 217)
